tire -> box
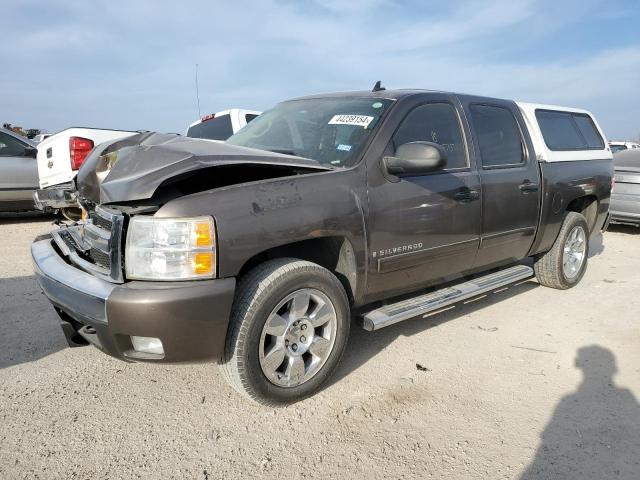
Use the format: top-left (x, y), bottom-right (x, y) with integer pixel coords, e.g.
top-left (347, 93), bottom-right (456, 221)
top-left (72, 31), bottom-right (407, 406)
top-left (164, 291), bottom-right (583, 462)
top-left (221, 258), bottom-right (350, 406)
top-left (534, 212), bottom-right (589, 290)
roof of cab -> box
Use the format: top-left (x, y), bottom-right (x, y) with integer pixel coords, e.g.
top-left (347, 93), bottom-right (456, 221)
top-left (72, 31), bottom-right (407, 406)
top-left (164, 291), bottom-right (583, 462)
top-left (289, 88), bottom-right (516, 102)
top-left (289, 89), bottom-right (440, 101)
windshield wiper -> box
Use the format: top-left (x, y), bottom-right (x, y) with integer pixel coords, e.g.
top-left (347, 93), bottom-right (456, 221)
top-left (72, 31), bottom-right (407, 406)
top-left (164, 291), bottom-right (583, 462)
top-left (266, 148), bottom-right (336, 169)
top-left (268, 149), bottom-right (298, 156)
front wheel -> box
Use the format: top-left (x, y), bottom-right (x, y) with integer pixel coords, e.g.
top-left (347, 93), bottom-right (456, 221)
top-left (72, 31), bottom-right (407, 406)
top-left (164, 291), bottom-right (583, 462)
top-left (534, 211), bottom-right (589, 289)
top-left (221, 258), bottom-right (350, 406)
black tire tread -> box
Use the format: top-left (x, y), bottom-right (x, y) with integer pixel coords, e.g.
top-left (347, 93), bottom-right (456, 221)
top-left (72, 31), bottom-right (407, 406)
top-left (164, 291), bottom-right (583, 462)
top-left (220, 258), bottom-right (348, 406)
top-left (534, 211), bottom-right (589, 290)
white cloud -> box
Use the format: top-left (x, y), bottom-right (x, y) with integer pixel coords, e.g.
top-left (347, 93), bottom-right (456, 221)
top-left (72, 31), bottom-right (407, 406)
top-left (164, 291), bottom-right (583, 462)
top-left (1, 0), bottom-right (638, 139)
top-left (312, 0), bottom-right (391, 12)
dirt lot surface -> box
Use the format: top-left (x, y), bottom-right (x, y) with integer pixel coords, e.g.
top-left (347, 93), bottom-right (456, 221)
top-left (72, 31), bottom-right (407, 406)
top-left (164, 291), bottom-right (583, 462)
top-left (1, 214), bottom-right (639, 479)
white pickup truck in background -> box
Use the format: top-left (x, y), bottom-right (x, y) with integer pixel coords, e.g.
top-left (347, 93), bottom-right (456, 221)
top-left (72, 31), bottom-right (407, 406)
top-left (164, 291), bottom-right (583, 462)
top-left (186, 108), bottom-right (260, 140)
top-left (34, 128), bottom-right (139, 217)
top-left (34, 109), bottom-right (260, 218)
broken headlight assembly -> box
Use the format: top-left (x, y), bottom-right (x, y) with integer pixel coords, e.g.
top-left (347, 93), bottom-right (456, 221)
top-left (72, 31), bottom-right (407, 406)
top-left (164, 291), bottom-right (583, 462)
top-left (125, 216), bottom-right (216, 281)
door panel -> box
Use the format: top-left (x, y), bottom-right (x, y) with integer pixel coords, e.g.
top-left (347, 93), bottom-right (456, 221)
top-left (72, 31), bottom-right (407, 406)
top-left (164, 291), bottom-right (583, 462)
top-left (464, 102), bottom-right (541, 269)
top-left (365, 98), bottom-right (481, 300)
top-left (368, 171), bottom-right (481, 294)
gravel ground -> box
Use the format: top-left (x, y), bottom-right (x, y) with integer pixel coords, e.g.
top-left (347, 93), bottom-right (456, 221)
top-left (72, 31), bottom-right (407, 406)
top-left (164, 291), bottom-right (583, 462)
top-left (1, 214), bottom-right (639, 479)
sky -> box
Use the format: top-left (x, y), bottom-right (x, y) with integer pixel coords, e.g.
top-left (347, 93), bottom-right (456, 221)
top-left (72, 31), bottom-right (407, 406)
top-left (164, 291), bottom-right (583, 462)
top-left (2, 0), bottom-right (639, 140)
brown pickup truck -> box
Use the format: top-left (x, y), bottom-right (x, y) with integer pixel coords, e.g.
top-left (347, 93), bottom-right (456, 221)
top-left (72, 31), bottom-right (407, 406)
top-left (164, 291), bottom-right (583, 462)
top-left (32, 87), bottom-right (612, 405)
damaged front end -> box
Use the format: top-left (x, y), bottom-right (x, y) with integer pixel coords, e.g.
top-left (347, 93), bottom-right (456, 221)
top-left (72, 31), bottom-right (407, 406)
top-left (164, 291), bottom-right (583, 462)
top-left (32, 201), bottom-right (236, 361)
top-left (50, 205), bottom-right (125, 283)
top-left (76, 132), bottom-right (331, 208)
top-left (50, 131), bottom-right (331, 287)
top-left (33, 182), bottom-right (78, 212)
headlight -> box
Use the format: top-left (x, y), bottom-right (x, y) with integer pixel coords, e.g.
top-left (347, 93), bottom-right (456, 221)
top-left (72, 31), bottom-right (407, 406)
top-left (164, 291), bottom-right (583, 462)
top-left (125, 216), bottom-right (216, 281)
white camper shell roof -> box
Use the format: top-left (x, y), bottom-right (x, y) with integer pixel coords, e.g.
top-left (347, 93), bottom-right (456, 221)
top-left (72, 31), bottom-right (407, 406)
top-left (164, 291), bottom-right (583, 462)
top-left (516, 102), bottom-right (612, 163)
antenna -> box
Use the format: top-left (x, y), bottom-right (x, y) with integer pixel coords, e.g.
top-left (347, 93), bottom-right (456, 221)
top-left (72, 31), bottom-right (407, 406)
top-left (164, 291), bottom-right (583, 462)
top-left (195, 63), bottom-right (201, 118)
top-left (372, 80), bottom-right (385, 92)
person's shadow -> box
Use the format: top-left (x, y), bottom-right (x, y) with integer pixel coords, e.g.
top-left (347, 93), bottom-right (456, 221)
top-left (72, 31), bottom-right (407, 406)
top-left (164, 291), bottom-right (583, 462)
top-left (521, 346), bottom-right (640, 479)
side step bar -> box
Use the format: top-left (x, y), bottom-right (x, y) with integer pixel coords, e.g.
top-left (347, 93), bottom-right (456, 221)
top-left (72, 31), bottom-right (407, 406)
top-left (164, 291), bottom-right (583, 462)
top-left (361, 265), bottom-right (534, 331)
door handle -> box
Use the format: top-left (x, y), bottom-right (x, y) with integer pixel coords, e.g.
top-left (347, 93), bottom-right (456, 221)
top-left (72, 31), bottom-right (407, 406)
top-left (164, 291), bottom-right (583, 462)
top-left (519, 181), bottom-right (539, 193)
top-left (454, 189), bottom-right (480, 202)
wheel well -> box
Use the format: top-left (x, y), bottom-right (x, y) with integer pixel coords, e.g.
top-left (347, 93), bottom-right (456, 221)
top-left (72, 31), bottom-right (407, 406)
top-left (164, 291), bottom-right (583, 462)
top-left (237, 237), bottom-right (358, 304)
top-left (566, 195), bottom-right (598, 232)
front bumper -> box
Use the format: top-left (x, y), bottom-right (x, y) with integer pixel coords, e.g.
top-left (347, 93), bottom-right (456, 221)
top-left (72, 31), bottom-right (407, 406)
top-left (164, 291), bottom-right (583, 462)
top-left (33, 184), bottom-right (78, 211)
top-left (32, 238), bottom-right (236, 363)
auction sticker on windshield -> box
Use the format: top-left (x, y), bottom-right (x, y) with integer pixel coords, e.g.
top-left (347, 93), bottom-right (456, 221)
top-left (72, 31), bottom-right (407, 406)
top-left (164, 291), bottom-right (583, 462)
top-left (328, 114), bottom-right (375, 128)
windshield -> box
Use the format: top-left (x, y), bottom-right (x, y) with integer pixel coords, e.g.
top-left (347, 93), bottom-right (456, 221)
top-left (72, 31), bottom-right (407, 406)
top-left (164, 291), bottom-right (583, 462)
top-left (226, 97), bottom-right (393, 167)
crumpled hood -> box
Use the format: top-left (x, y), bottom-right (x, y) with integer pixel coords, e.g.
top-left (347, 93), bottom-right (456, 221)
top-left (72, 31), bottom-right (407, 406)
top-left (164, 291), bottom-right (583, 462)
top-left (76, 132), bottom-right (330, 204)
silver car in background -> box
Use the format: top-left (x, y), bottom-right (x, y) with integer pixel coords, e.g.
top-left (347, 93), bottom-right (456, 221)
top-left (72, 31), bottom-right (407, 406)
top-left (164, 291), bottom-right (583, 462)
top-left (0, 127), bottom-right (39, 212)
top-left (610, 149), bottom-right (640, 227)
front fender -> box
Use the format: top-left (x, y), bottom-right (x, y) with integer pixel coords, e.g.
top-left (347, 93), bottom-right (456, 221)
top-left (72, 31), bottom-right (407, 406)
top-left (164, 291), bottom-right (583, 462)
top-left (155, 168), bottom-right (368, 286)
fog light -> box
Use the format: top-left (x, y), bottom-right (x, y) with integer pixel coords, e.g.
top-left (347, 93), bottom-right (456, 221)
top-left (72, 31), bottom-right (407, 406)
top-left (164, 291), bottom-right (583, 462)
top-left (131, 336), bottom-right (164, 355)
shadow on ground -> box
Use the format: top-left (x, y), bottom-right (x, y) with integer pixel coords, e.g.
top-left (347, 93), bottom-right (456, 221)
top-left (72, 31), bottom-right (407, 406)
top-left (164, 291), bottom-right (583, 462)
top-left (333, 233), bottom-right (604, 386)
top-left (333, 278), bottom-right (540, 386)
top-left (0, 275), bottom-right (66, 369)
top-left (589, 231), bottom-right (605, 257)
top-left (607, 224), bottom-right (640, 235)
top-left (0, 211), bottom-right (54, 226)
top-left (520, 345), bottom-right (640, 479)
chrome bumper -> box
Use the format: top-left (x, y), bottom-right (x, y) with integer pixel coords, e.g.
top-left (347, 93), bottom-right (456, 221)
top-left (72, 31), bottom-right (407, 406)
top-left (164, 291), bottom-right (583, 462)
top-left (33, 184), bottom-right (78, 211)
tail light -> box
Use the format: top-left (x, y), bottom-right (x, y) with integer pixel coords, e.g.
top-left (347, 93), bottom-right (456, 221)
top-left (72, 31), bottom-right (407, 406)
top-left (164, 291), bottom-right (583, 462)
top-left (69, 136), bottom-right (94, 170)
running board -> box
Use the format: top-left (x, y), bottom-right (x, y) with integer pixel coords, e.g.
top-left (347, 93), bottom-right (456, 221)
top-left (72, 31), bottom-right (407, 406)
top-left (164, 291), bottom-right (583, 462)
top-left (361, 265), bottom-right (534, 331)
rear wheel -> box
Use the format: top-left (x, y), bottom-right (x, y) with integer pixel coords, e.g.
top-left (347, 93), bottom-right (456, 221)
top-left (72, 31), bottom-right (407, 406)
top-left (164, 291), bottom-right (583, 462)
top-left (221, 258), bottom-right (350, 406)
top-left (534, 212), bottom-right (589, 289)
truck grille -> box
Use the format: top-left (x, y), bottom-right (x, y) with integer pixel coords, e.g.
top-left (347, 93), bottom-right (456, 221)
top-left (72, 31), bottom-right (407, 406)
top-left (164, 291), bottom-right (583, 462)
top-left (51, 205), bottom-right (125, 283)
top-left (89, 247), bottom-right (111, 269)
top-left (91, 212), bottom-right (113, 231)
top-left (58, 230), bottom-right (80, 251)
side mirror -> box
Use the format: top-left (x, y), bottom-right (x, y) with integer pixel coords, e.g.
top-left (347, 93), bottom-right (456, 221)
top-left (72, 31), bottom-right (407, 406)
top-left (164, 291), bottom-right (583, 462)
top-left (24, 146), bottom-right (38, 158)
top-left (383, 141), bottom-right (447, 177)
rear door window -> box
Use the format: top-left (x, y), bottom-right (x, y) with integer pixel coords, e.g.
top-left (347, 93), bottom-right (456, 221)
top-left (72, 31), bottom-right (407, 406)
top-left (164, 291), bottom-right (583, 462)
top-left (469, 105), bottom-right (524, 168)
top-left (187, 115), bottom-right (234, 140)
top-left (535, 110), bottom-right (604, 150)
